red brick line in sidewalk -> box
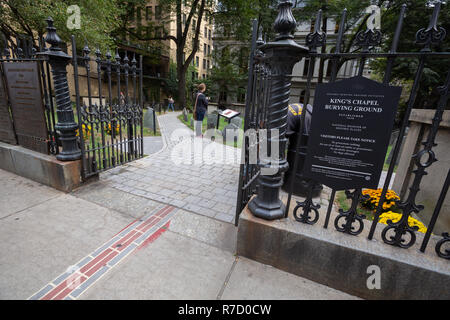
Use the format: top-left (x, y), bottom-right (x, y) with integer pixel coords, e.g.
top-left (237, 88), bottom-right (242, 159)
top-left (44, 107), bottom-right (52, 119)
top-left (29, 204), bottom-right (177, 300)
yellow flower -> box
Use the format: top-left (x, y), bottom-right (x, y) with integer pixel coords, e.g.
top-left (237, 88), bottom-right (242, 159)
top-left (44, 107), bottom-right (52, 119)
top-left (378, 211), bottom-right (427, 234)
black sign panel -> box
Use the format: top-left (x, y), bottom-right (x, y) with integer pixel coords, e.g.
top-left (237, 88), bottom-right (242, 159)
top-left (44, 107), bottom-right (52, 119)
top-left (2, 61), bottom-right (48, 154)
top-left (0, 68), bottom-right (17, 144)
top-left (303, 76), bottom-right (402, 190)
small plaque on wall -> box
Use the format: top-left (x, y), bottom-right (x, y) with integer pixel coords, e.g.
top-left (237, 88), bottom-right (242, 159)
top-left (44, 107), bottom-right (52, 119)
top-left (2, 61), bottom-right (49, 154)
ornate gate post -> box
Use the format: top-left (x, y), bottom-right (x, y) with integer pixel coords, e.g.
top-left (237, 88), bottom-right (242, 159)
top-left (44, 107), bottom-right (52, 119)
top-left (40, 18), bottom-right (81, 161)
top-left (248, 1), bottom-right (308, 220)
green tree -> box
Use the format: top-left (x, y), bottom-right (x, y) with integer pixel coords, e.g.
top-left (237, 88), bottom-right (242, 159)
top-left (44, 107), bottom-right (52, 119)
top-left (165, 62), bottom-right (179, 100)
top-left (0, 0), bottom-right (122, 51)
top-left (208, 44), bottom-right (248, 105)
top-left (115, 0), bottom-right (214, 109)
top-left (371, 0), bottom-right (450, 111)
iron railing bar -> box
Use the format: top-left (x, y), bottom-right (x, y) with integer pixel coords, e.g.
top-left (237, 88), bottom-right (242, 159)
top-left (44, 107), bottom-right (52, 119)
top-left (71, 36), bottom-right (87, 180)
top-left (115, 49), bottom-right (124, 163)
top-left (285, 56), bottom-right (315, 218)
top-left (140, 55), bottom-right (144, 157)
top-left (383, 4), bottom-right (407, 85)
top-left (330, 9), bottom-right (347, 84)
top-left (96, 48), bottom-right (107, 169)
top-left (42, 36), bottom-right (59, 155)
top-left (368, 55), bottom-right (428, 240)
top-left (323, 190), bottom-right (336, 229)
top-left (84, 44), bottom-right (97, 174)
top-left (242, 170), bottom-right (262, 190)
top-left (235, 19), bottom-right (259, 225)
top-left (420, 169), bottom-right (450, 253)
top-left (37, 38), bottom-right (55, 154)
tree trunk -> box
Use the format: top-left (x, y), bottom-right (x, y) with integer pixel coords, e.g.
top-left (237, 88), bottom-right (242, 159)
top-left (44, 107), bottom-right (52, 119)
top-left (178, 67), bottom-right (187, 109)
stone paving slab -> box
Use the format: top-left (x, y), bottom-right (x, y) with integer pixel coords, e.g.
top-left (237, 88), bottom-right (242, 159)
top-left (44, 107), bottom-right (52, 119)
top-left (80, 231), bottom-right (236, 300)
top-left (221, 257), bottom-right (359, 300)
top-left (72, 181), bottom-right (162, 220)
top-left (168, 209), bottom-right (237, 253)
top-left (0, 169), bottom-right (61, 219)
top-left (0, 193), bottom-right (134, 299)
top-left (0, 168), bottom-right (359, 300)
top-left (79, 228), bottom-right (357, 300)
top-left (99, 112), bottom-right (240, 224)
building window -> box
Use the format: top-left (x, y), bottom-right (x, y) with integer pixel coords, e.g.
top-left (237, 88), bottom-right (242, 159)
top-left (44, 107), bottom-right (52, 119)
top-left (136, 7), bottom-right (142, 23)
top-left (208, 45), bottom-right (211, 55)
top-left (207, 60), bottom-right (210, 69)
top-left (146, 27), bottom-right (152, 38)
top-left (196, 56), bottom-right (199, 67)
top-left (195, 72), bottom-right (198, 79)
top-left (155, 6), bottom-right (161, 19)
top-left (129, 6), bottom-right (135, 22)
top-left (152, 27), bottom-right (161, 38)
top-left (146, 6), bottom-right (152, 21)
top-left (208, 29), bottom-right (211, 40)
top-left (205, 27), bottom-right (208, 37)
top-left (203, 59), bottom-right (206, 69)
top-left (204, 43), bottom-right (207, 53)
top-left (202, 74), bottom-right (206, 79)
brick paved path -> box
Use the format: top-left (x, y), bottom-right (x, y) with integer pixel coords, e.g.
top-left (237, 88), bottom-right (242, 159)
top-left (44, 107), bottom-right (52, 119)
top-left (100, 112), bottom-right (240, 223)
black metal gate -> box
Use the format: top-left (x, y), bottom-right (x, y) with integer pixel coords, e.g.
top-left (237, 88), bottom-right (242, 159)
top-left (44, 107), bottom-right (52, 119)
top-left (70, 37), bottom-right (144, 179)
top-left (236, 1), bottom-right (450, 260)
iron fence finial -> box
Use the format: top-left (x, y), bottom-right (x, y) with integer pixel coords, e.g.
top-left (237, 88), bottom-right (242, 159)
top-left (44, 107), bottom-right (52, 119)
top-left (45, 17), bottom-right (62, 51)
top-left (274, 1), bottom-right (297, 41)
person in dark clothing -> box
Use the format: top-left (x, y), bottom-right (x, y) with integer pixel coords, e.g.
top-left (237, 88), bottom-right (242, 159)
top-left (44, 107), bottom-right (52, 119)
top-left (193, 83), bottom-right (208, 136)
top-left (282, 103), bottom-right (323, 198)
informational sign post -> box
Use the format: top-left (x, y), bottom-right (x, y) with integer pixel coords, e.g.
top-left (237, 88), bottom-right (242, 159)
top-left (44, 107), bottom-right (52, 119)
top-left (303, 76), bottom-right (402, 190)
top-left (0, 70), bottom-right (17, 144)
top-left (220, 109), bottom-right (241, 120)
top-left (2, 61), bottom-right (49, 154)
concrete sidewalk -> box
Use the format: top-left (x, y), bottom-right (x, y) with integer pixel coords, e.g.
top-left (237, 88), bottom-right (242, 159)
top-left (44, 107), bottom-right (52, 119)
top-left (0, 168), bottom-right (358, 300)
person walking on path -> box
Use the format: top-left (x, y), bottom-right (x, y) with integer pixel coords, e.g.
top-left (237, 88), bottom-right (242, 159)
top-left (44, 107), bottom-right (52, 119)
top-left (193, 83), bottom-right (208, 137)
top-left (167, 96), bottom-right (175, 112)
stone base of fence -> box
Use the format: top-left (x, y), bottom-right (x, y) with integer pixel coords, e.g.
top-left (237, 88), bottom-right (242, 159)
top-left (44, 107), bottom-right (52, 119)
top-left (0, 142), bottom-right (87, 192)
top-left (237, 203), bottom-right (450, 300)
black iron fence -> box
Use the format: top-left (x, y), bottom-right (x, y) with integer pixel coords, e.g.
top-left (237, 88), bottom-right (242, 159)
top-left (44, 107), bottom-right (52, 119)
top-left (0, 33), bottom-right (59, 155)
top-left (0, 20), bottom-right (145, 180)
top-left (236, 1), bottom-right (450, 260)
top-left (71, 38), bottom-right (144, 179)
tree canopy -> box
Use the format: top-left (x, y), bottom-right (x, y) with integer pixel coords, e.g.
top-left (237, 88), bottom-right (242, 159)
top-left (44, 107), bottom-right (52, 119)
top-left (0, 0), bottom-right (122, 51)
